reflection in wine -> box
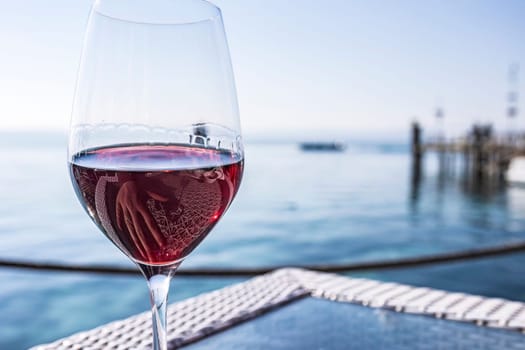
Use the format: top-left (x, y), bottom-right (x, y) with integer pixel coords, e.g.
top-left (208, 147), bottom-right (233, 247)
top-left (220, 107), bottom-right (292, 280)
top-left (70, 144), bottom-right (243, 265)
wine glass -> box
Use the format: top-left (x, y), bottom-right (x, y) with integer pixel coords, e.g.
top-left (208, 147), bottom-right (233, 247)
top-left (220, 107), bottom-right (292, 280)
top-left (67, 1), bottom-right (243, 349)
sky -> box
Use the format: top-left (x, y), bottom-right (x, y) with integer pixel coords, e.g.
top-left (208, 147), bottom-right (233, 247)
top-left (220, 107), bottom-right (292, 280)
top-left (0, 0), bottom-right (524, 139)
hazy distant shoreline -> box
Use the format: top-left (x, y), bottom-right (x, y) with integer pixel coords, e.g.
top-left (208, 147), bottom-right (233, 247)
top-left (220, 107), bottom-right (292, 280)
top-left (0, 129), bottom-right (409, 150)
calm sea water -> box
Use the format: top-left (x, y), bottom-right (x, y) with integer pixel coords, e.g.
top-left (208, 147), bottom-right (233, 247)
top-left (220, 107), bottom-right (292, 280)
top-left (2, 133), bottom-right (525, 349)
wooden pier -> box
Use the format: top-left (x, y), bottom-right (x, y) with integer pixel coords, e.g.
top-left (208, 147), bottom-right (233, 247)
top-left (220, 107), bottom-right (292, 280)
top-left (412, 122), bottom-right (525, 181)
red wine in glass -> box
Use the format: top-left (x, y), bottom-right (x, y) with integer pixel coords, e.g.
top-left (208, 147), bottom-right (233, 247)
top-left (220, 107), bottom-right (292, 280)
top-left (70, 1), bottom-right (243, 348)
top-left (70, 144), bottom-right (243, 265)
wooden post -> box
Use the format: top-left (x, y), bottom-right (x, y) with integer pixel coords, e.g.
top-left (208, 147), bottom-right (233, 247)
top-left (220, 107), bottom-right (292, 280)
top-left (472, 125), bottom-right (484, 180)
top-left (411, 122), bottom-right (422, 159)
top-left (410, 122), bottom-right (423, 202)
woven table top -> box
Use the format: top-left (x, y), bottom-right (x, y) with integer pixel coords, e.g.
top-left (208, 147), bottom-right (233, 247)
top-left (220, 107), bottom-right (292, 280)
top-left (31, 268), bottom-right (525, 349)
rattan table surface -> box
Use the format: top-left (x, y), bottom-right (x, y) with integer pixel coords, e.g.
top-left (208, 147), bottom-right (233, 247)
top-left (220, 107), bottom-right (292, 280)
top-left (186, 297), bottom-right (525, 350)
top-left (31, 269), bottom-right (525, 349)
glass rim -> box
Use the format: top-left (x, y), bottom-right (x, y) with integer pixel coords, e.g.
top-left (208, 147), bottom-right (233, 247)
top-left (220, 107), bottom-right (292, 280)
top-left (93, 0), bottom-right (221, 26)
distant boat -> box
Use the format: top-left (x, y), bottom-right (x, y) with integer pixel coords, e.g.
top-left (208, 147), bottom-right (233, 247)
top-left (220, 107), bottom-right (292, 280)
top-left (300, 142), bottom-right (345, 152)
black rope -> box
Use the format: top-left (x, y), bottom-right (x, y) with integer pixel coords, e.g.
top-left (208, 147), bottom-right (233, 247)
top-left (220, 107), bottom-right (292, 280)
top-left (1, 240), bottom-right (525, 277)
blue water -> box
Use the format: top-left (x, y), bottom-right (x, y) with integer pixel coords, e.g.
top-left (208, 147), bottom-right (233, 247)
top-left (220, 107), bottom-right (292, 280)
top-left (2, 133), bottom-right (525, 349)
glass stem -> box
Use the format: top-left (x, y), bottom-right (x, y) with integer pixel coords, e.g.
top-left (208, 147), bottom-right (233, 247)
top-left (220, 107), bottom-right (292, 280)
top-left (148, 274), bottom-right (172, 350)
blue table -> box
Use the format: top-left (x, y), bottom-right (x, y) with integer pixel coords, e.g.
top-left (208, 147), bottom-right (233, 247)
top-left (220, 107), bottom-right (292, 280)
top-left (186, 298), bottom-right (525, 349)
